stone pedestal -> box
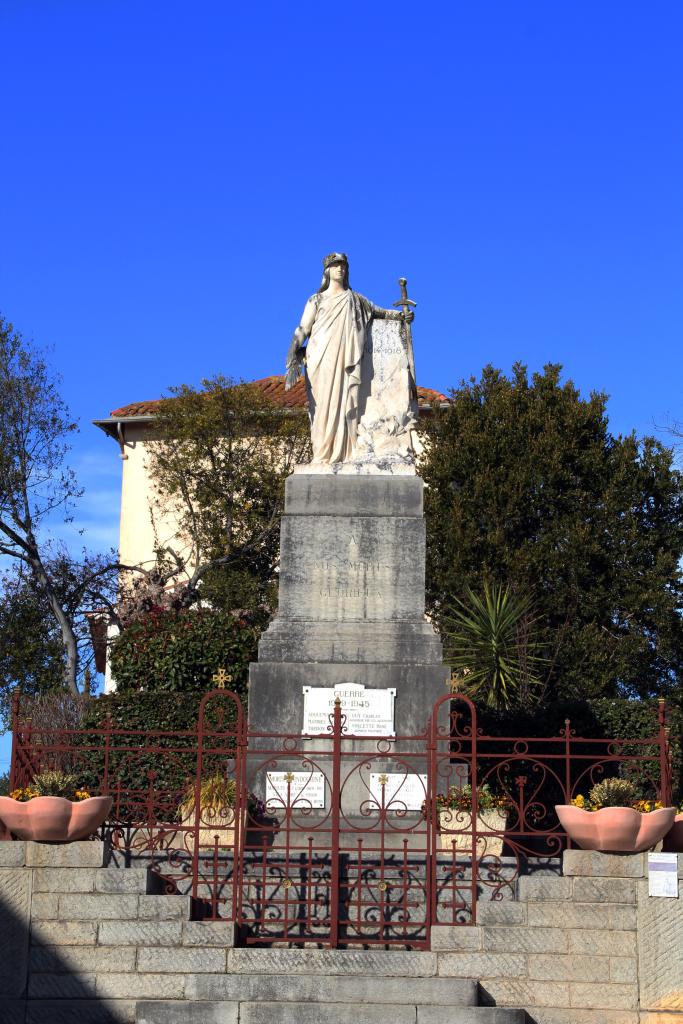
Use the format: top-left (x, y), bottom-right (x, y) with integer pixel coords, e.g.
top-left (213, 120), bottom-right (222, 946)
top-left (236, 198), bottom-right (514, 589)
top-left (248, 474), bottom-right (449, 739)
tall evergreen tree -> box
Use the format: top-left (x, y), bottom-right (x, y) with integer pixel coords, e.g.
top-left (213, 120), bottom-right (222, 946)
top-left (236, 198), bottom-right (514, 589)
top-left (421, 363), bottom-right (683, 703)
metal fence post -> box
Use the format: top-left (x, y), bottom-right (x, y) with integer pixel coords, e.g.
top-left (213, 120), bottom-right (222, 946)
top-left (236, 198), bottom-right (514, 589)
top-left (329, 697), bottom-right (342, 949)
top-left (8, 689), bottom-right (21, 792)
top-left (658, 698), bottom-right (673, 807)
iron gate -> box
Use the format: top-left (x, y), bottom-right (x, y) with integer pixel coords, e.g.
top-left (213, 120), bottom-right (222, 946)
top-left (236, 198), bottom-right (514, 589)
top-left (182, 690), bottom-right (632, 947)
top-left (9, 689), bottom-right (673, 948)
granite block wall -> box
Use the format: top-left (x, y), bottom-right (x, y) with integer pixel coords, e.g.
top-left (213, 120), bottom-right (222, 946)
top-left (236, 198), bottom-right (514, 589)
top-left (1, 841), bottom-right (681, 1023)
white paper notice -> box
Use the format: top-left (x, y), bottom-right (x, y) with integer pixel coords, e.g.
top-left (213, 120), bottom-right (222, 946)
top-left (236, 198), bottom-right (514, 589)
top-left (265, 771), bottom-right (326, 809)
top-left (369, 772), bottom-right (428, 812)
top-left (648, 853), bottom-right (679, 898)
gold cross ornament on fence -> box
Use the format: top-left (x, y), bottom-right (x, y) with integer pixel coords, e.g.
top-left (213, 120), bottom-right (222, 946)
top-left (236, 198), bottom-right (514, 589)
top-left (212, 668), bottom-right (233, 690)
top-left (448, 670), bottom-right (470, 693)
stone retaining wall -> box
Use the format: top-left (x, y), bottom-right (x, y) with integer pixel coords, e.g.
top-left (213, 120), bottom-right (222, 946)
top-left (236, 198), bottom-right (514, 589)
top-left (433, 850), bottom-right (683, 1024)
top-left (0, 841), bottom-right (681, 1023)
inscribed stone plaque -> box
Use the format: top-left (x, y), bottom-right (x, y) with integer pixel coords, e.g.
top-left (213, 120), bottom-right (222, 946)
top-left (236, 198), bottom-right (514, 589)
top-left (356, 319), bottom-right (417, 461)
top-left (266, 771), bottom-right (326, 809)
top-left (369, 772), bottom-right (428, 812)
top-left (302, 684), bottom-right (396, 736)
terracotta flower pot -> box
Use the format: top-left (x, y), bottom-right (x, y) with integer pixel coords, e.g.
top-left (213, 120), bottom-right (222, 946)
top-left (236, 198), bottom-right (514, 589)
top-left (556, 804), bottom-right (676, 853)
top-left (662, 812), bottom-right (683, 853)
top-left (0, 795), bottom-right (113, 842)
top-left (439, 807), bottom-right (507, 858)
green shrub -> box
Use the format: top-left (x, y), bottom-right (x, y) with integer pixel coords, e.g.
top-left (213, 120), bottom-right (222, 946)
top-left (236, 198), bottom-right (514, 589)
top-left (178, 774), bottom-right (237, 821)
top-left (589, 778), bottom-right (639, 808)
top-left (109, 607), bottom-right (268, 695)
top-left (74, 691), bottom-right (243, 801)
top-left (31, 769), bottom-right (82, 798)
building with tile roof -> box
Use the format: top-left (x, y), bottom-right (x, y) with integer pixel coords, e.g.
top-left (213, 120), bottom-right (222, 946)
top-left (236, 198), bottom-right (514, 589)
top-left (95, 376), bottom-right (448, 441)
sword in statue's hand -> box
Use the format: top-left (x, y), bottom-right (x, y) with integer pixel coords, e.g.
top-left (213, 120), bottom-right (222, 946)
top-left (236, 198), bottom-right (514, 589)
top-left (393, 277), bottom-right (417, 399)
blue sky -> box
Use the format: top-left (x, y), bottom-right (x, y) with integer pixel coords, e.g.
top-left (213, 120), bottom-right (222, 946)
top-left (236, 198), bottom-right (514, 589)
top-left (1, 2), bottom-right (682, 759)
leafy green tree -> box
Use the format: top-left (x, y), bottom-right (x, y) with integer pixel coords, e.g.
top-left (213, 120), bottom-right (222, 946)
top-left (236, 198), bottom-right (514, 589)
top-left (144, 375), bottom-right (311, 611)
top-left (421, 364), bottom-right (683, 703)
top-left (0, 565), bottom-right (64, 726)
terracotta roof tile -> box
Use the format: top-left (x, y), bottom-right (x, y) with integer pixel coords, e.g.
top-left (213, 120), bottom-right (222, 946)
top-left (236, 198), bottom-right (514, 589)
top-left (109, 399), bottom-right (165, 417)
top-left (110, 375), bottom-right (447, 419)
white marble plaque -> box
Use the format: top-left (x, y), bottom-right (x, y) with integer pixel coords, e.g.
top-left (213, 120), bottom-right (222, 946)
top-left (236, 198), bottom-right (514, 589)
top-left (369, 772), bottom-right (427, 812)
top-left (266, 771), bottom-right (326, 809)
top-left (302, 684), bottom-right (396, 736)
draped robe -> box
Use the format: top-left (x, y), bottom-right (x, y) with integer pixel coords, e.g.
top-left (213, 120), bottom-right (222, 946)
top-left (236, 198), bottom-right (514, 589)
top-left (303, 289), bottom-right (374, 464)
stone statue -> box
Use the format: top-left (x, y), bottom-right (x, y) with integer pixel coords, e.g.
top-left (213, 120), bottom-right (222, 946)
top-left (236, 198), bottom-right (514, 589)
top-left (285, 253), bottom-right (415, 466)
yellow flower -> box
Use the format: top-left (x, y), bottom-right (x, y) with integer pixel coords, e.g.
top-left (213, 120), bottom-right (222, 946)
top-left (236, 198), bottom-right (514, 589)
top-left (74, 790), bottom-right (91, 801)
top-left (632, 799), bottom-right (663, 813)
top-left (571, 794), bottom-right (586, 808)
top-left (10, 786), bottom-right (39, 801)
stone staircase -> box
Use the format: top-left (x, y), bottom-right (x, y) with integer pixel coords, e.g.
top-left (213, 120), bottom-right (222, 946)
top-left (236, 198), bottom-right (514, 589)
top-left (4, 838), bottom-right (681, 1023)
top-left (1, 840), bottom-right (525, 1023)
top-left (135, 966), bottom-right (525, 1023)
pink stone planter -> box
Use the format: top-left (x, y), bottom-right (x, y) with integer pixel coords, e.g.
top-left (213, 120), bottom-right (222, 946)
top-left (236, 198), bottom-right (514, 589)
top-left (556, 804), bottom-right (676, 853)
top-left (0, 795), bottom-right (113, 842)
top-left (662, 812), bottom-right (683, 853)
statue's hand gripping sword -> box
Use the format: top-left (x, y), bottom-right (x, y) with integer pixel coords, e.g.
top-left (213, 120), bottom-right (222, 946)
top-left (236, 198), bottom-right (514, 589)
top-left (393, 277), bottom-right (417, 398)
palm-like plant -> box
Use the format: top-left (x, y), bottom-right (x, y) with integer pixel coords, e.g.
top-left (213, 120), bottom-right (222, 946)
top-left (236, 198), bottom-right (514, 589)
top-left (442, 583), bottom-right (547, 710)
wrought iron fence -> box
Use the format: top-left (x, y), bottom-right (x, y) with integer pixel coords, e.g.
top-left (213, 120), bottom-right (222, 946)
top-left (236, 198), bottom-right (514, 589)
top-left (9, 689), bottom-right (673, 948)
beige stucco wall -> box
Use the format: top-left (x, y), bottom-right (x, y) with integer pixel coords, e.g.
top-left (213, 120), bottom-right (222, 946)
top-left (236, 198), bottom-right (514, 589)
top-left (103, 424), bottom-right (193, 693)
top-left (118, 424), bottom-right (189, 575)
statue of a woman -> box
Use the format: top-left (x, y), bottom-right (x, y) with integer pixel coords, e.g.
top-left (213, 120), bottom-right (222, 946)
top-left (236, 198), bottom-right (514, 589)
top-left (285, 253), bottom-right (414, 465)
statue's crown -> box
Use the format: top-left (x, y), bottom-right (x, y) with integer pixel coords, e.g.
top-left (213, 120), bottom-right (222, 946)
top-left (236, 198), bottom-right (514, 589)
top-left (323, 252), bottom-right (348, 269)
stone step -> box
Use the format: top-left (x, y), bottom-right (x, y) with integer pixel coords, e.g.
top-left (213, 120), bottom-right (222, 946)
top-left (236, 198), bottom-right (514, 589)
top-left (517, 875), bottom-right (573, 901)
top-left (46, 893), bottom-right (192, 921)
top-left (226, 947), bottom-right (438, 976)
top-left (2, 999), bottom-right (136, 1024)
top-left (31, 974), bottom-right (478, 1006)
top-left (474, 902), bottom-right (527, 926)
top-left (184, 973), bottom-right (478, 1004)
top-left (136, 1002), bottom-right (525, 1024)
top-left (0, 840), bottom-right (106, 868)
top-left (562, 850), bottom-right (647, 878)
top-left (30, 919), bottom-right (235, 949)
top-left (31, 866), bottom-right (153, 894)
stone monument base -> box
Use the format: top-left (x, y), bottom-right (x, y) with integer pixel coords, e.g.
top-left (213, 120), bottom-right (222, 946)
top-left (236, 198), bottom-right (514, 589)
top-left (248, 661), bottom-right (448, 739)
top-left (248, 473), bottom-right (449, 740)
